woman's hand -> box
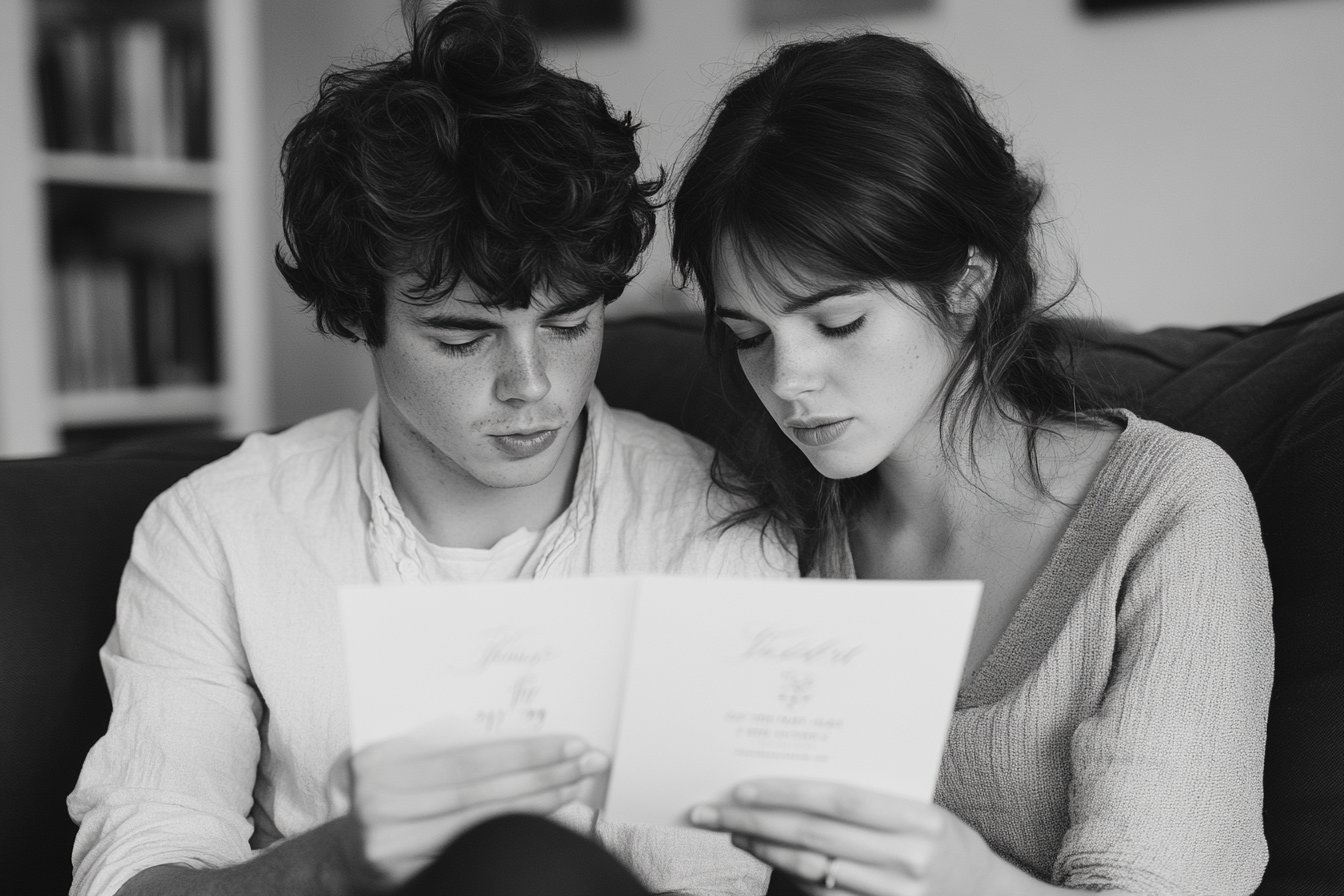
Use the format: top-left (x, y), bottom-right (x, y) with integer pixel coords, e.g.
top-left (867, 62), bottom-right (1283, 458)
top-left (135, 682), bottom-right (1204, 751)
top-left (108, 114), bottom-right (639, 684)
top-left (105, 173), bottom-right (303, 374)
top-left (349, 721), bottom-right (609, 888)
top-left (688, 779), bottom-right (1019, 896)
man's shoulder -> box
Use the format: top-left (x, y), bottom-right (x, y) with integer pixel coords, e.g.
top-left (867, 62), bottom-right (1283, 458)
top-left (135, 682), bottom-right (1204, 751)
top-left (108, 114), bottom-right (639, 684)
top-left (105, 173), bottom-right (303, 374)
top-left (602, 404), bottom-right (715, 470)
top-left (591, 401), bottom-right (797, 576)
top-left (599, 405), bottom-right (732, 502)
top-left (177, 407), bottom-right (364, 501)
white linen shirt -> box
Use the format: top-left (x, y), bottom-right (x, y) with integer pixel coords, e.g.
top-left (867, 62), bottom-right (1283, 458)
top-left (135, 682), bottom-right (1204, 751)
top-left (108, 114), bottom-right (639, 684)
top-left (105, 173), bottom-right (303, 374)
top-left (69, 391), bottom-right (794, 896)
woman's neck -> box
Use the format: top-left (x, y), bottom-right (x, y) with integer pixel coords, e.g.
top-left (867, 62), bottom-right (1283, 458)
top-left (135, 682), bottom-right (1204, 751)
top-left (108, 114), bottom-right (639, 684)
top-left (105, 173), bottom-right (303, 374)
top-left (854, 411), bottom-right (1120, 580)
top-left (856, 412), bottom-right (1039, 577)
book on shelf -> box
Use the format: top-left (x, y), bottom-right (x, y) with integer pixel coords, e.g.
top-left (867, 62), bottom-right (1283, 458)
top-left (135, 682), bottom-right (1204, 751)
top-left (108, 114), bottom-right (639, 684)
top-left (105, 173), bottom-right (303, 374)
top-left (340, 576), bottom-right (981, 826)
top-left (38, 17), bottom-right (209, 159)
top-left (52, 252), bottom-right (218, 392)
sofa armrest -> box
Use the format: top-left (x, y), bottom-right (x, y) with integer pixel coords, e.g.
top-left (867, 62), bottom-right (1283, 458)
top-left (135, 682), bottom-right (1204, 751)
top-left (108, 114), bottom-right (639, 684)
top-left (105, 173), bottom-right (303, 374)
top-left (0, 438), bottom-right (238, 894)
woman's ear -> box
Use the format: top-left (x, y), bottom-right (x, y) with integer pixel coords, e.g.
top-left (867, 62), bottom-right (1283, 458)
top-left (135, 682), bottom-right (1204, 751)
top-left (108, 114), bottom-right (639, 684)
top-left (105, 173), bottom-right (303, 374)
top-left (952, 247), bottom-right (996, 312)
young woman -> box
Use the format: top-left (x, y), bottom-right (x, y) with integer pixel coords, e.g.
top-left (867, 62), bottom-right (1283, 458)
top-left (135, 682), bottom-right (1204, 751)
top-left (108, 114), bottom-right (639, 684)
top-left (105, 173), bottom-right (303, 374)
top-left (672, 33), bottom-right (1273, 896)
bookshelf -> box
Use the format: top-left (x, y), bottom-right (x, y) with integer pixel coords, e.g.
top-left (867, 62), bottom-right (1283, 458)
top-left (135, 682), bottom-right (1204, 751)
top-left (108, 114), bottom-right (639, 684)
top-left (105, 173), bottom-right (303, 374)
top-left (0, 0), bottom-right (270, 457)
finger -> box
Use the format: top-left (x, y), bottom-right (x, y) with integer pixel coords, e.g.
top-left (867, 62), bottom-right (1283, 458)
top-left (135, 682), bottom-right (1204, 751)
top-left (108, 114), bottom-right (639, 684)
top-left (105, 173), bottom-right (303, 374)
top-left (731, 780), bottom-right (942, 835)
top-left (362, 750), bottom-right (609, 823)
top-left (358, 733), bottom-right (588, 788)
top-left (733, 838), bottom-right (914, 896)
top-left (694, 804), bottom-right (934, 874)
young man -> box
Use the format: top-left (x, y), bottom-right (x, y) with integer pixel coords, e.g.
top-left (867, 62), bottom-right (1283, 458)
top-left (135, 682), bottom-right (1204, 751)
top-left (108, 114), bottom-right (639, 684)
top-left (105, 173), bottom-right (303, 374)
top-left (67, 4), bottom-right (792, 895)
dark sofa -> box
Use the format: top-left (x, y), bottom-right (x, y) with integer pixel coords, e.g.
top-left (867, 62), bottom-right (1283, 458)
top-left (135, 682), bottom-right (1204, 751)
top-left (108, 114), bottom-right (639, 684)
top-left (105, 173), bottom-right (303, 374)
top-left (2, 295), bottom-right (1340, 895)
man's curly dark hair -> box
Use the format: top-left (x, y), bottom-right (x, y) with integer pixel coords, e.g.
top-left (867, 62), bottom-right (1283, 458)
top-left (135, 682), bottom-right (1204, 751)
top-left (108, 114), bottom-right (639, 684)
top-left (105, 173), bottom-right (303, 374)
top-left (275, 0), bottom-right (662, 346)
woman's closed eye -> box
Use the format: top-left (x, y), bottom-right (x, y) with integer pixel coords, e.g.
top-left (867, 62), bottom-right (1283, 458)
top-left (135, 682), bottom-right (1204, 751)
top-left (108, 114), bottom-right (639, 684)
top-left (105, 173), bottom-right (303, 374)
top-left (727, 315), bottom-right (866, 352)
top-left (731, 329), bottom-right (769, 351)
top-left (819, 316), bottom-right (866, 338)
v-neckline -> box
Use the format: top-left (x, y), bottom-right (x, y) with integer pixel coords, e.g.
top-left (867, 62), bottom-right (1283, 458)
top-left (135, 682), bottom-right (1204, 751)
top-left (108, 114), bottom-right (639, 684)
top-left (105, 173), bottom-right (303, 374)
top-left (954, 410), bottom-right (1134, 708)
top-left (836, 411), bottom-right (1137, 709)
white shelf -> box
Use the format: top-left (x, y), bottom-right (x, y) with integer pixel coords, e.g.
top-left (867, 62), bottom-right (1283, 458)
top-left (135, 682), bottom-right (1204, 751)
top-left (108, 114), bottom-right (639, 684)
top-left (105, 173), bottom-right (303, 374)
top-left (0, 0), bottom-right (271, 456)
top-left (43, 151), bottom-right (216, 193)
top-left (57, 385), bottom-right (223, 427)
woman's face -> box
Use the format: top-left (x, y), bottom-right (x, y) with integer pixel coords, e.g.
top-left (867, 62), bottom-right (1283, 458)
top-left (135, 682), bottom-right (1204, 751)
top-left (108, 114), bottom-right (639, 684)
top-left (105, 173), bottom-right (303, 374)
top-left (713, 251), bottom-right (957, 480)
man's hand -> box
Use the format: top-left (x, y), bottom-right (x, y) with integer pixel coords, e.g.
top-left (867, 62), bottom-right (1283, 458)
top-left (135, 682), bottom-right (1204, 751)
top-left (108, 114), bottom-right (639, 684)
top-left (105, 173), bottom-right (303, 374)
top-left (352, 724), bottom-right (610, 887)
top-left (115, 729), bottom-right (609, 896)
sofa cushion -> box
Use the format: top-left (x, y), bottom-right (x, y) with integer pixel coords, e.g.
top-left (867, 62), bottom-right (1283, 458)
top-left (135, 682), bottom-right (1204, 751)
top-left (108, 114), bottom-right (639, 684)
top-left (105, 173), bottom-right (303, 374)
top-left (599, 314), bottom-right (734, 447)
top-left (0, 440), bottom-right (238, 894)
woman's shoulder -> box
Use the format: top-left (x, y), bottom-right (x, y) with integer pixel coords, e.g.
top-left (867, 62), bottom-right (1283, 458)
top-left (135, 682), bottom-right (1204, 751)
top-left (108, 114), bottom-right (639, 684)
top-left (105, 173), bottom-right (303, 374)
top-left (1069, 410), bottom-right (1266, 591)
top-left (1098, 409), bottom-right (1252, 508)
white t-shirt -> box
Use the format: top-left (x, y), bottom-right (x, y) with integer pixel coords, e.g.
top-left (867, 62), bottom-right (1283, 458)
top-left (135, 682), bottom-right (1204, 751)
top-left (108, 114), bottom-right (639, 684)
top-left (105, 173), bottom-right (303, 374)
top-left (419, 526), bottom-right (545, 581)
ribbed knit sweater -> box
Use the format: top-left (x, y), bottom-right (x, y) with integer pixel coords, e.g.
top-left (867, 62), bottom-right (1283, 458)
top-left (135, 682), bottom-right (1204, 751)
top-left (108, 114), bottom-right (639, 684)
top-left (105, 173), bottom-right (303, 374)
top-left (852, 412), bottom-right (1274, 895)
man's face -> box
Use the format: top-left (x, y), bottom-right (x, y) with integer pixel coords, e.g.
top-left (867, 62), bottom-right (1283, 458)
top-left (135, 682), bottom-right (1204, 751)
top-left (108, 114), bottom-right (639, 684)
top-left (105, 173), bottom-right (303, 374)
top-left (370, 273), bottom-right (604, 493)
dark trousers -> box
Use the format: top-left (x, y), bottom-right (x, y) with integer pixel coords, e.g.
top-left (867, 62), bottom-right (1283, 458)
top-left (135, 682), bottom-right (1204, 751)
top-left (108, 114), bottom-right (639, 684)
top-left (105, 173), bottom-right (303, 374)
top-left (394, 814), bottom-right (808, 895)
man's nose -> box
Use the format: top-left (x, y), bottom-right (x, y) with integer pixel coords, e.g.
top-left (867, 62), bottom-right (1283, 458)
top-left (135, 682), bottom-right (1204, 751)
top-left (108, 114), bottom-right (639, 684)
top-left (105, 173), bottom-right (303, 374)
top-left (495, 333), bottom-right (551, 404)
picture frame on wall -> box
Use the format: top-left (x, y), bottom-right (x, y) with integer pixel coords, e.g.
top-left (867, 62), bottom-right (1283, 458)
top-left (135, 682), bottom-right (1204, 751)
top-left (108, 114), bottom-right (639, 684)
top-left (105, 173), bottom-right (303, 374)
top-left (497, 0), bottom-right (629, 35)
top-left (748, 0), bottom-right (930, 28)
top-left (1080, 0), bottom-right (1293, 12)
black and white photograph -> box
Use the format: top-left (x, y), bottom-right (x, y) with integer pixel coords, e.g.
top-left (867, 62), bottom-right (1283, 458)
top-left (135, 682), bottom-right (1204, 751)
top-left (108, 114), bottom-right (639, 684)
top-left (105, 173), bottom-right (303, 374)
top-left (0, 0), bottom-right (1339, 894)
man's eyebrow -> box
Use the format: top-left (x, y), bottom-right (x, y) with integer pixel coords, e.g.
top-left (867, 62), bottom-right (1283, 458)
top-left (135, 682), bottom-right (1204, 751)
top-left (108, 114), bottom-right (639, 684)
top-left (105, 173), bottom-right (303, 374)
top-left (414, 312), bottom-right (499, 331)
top-left (413, 295), bottom-right (598, 330)
top-left (539, 295), bottom-right (601, 318)
top-left (716, 284), bottom-right (863, 322)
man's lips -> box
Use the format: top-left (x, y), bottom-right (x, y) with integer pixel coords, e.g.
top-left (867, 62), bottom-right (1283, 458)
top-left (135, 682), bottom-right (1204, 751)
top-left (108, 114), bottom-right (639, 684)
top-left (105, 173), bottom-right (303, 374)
top-left (490, 428), bottom-right (560, 459)
top-left (785, 417), bottom-right (852, 448)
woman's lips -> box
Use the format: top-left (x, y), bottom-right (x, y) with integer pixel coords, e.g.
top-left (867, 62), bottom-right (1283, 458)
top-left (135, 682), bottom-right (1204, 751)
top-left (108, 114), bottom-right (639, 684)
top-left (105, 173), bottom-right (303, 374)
top-left (789, 418), bottom-right (852, 447)
top-left (492, 429), bottom-right (559, 459)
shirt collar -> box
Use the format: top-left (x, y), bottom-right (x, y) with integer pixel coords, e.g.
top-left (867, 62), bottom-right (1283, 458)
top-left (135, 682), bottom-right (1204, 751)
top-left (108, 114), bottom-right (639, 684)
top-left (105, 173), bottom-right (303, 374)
top-left (354, 391), bottom-right (612, 583)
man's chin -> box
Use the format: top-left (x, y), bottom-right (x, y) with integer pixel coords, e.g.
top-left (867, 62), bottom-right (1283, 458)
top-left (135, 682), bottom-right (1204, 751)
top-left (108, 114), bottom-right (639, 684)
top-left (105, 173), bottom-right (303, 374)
top-left (474, 437), bottom-right (572, 490)
top-left (476, 459), bottom-right (563, 490)
top-left (470, 415), bottom-right (585, 490)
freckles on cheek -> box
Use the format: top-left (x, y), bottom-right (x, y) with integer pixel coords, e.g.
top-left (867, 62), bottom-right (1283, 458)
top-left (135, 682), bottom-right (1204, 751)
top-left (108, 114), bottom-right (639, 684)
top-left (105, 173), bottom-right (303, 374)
top-left (392, 356), bottom-right (473, 431)
top-left (557, 332), bottom-right (603, 397)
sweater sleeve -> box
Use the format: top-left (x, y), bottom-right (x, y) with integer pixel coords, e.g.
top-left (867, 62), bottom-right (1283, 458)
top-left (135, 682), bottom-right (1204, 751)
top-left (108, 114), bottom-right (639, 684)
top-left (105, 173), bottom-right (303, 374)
top-left (1055, 442), bottom-right (1273, 896)
top-left (67, 481), bottom-right (263, 896)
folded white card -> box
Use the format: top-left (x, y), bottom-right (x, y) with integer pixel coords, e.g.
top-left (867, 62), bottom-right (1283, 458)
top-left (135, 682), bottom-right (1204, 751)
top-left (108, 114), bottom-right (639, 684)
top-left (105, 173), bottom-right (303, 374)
top-left (339, 576), bottom-right (980, 826)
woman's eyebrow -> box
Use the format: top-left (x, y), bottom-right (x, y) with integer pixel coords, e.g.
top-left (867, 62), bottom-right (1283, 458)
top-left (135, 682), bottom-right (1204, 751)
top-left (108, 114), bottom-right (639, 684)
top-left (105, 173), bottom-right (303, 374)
top-left (781, 284), bottom-right (863, 313)
top-left (717, 284), bottom-right (863, 322)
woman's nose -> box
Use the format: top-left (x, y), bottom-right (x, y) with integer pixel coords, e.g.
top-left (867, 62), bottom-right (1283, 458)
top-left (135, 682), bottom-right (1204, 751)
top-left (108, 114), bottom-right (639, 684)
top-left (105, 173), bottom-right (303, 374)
top-left (768, 340), bottom-right (823, 401)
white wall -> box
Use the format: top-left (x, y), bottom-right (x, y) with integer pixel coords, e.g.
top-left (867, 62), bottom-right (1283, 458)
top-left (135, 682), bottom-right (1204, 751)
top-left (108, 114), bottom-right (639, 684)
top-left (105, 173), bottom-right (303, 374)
top-left (261, 0), bottom-right (1344, 425)
top-left (260, 0), bottom-right (399, 427)
top-left (547, 0), bottom-right (1344, 329)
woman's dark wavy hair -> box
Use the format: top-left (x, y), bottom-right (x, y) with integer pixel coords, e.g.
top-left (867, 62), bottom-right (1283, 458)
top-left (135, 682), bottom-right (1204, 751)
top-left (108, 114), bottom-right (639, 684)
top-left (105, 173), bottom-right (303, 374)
top-left (671, 33), bottom-right (1100, 574)
top-left (276, 0), bottom-right (661, 345)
